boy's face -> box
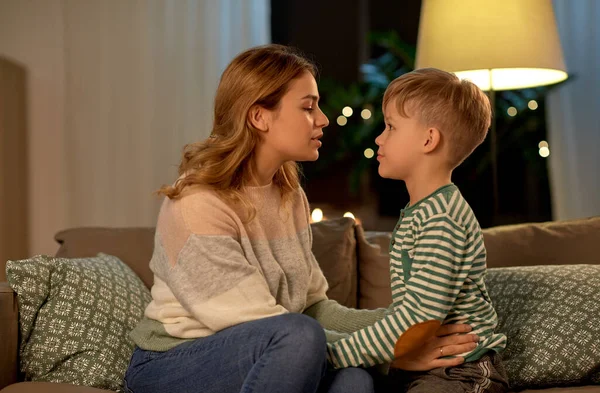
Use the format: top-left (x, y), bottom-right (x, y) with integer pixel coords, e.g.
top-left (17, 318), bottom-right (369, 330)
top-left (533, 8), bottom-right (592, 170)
top-left (375, 100), bottom-right (426, 180)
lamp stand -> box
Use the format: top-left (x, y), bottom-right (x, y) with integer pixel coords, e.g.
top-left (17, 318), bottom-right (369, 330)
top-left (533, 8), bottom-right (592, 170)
top-left (488, 70), bottom-right (499, 223)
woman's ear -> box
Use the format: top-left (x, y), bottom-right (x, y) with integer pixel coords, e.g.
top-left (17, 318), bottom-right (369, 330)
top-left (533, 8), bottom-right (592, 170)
top-left (248, 105), bottom-right (269, 132)
top-left (423, 127), bottom-right (441, 153)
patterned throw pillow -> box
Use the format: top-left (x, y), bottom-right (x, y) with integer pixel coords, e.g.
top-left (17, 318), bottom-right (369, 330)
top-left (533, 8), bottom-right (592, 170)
top-left (486, 264), bottom-right (600, 390)
top-left (6, 253), bottom-right (151, 392)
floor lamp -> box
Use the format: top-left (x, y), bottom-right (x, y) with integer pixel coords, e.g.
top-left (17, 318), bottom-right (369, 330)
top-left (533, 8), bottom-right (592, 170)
top-left (415, 0), bottom-right (568, 223)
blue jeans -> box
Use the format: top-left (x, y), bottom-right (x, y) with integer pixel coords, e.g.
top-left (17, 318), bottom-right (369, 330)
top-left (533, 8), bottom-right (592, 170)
top-left (123, 313), bottom-right (374, 393)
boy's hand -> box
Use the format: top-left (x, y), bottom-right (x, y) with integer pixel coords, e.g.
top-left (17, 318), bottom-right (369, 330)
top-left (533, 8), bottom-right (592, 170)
top-left (391, 323), bottom-right (479, 371)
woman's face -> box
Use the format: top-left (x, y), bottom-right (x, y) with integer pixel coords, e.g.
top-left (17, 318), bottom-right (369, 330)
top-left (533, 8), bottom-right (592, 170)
top-left (261, 72), bottom-right (329, 164)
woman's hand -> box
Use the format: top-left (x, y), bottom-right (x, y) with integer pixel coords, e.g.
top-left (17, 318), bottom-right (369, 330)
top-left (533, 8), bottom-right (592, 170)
top-left (391, 324), bottom-right (479, 371)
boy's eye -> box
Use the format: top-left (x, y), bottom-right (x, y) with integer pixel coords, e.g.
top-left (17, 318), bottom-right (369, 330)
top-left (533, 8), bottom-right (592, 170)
top-left (386, 123), bottom-right (394, 130)
top-left (304, 107), bottom-right (314, 112)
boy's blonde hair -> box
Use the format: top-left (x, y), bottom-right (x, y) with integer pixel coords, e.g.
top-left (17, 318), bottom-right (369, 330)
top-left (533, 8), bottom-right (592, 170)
top-left (383, 68), bottom-right (491, 168)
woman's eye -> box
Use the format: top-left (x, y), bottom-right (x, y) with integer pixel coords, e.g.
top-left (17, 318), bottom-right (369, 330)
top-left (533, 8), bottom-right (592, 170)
top-left (304, 107), bottom-right (314, 112)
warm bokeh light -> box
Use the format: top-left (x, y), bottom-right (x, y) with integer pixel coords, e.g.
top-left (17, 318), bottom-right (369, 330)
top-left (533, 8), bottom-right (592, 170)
top-left (311, 208), bottom-right (323, 223)
top-left (538, 140), bottom-right (549, 149)
top-left (539, 146), bottom-right (550, 158)
top-left (528, 100), bottom-right (539, 110)
top-left (454, 69), bottom-right (568, 91)
top-left (342, 106), bottom-right (353, 117)
top-left (361, 109), bottom-right (372, 120)
top-left (343, 212), bottom-right (355, 220)
top-left (336, 116), bottom-right (347, 126)
top-left (507, 107), bottom-right (517, 117)
top-left (364, 148), bottom-right (375, 159)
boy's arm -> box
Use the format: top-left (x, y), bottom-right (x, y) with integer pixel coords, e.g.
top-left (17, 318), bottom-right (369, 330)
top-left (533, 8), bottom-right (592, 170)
top-left (327, 215), bottom-right (479, 369)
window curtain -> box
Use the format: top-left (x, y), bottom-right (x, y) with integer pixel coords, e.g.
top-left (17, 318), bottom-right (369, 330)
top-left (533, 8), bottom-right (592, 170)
top-left (546, 0), bottom-right (600, 220)
top-left (0, 0), bottom-right (270, 254)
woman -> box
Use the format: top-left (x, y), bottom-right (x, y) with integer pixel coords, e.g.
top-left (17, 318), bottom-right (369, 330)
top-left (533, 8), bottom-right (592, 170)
top-left (123, 44), bottom-right (479, 393)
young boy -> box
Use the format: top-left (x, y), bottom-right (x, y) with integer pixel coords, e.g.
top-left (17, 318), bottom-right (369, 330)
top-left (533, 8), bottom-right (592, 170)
top-left (326, 68), bottom-right (509, 392)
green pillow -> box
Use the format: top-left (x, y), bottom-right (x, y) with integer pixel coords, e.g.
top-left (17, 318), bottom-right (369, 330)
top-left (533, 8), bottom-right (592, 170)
top-left (6, 253), bottom-right (151, 391)
top-left (486, 264), bottom-right (600, 390)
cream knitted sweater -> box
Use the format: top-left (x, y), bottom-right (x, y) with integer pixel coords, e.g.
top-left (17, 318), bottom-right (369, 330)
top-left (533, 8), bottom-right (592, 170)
top-left (130, 183), bottom-right (386, 351)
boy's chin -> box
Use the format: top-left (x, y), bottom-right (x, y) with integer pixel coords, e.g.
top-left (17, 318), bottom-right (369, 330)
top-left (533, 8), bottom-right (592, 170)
top-left (377, 166), bottom-right (392, 179)
top-left (378, 166), bottom-right (403, 180)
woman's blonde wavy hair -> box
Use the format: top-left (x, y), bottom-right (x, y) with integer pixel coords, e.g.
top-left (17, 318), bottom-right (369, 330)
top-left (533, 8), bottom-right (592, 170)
top-left (157, 44), bottom-right (317, 219)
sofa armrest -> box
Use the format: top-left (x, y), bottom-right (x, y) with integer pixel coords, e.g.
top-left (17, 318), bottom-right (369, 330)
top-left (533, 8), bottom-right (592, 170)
top-left (0, 282), bottom-right (18, 389)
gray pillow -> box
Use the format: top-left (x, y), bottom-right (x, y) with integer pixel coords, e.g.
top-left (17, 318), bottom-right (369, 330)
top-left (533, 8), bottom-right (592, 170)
top-left (486, 264), bottom-right (600, 390)
top-left (6, 253), bottom-right (151, 391)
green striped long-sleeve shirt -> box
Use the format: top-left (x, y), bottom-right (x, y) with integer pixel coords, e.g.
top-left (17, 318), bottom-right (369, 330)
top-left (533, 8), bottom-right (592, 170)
top-left (327, 184), bottom-right (506, 369)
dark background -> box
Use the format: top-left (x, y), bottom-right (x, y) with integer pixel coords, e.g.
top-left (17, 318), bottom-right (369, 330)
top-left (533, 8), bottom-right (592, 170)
top-left (271, 0), bottom-right (552, 230)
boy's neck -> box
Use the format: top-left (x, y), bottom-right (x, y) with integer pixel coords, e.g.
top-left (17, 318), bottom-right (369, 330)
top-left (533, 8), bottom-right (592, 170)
top-left (405, 169), bottom-right (453, 207)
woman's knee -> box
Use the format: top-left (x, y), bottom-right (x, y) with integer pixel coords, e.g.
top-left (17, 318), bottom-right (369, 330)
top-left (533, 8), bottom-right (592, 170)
top-left (321, 368), bottom-right (374, 393)
top-left (341, 368), bottom-right (374, 390)
top-left (270, 313), bottom-right (326, 357)
top-left (285, 314), bottom-right (327, 351)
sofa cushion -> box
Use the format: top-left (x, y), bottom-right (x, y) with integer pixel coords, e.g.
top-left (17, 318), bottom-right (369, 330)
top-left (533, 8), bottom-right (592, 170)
top-left (486, 264), bottom-right (600, 390)
top-left (356, 228), bottom-right (392, 309)
top-left (6, 254), bottom-right (151, 391)
top-left (54, 218), bottom-right (359, 308)
top-left (311, 217), bottom-right (358, 308)
top-left (482, 216), bottom-right (600, 268)
top-left (55, 227), bottom-right (156, 289)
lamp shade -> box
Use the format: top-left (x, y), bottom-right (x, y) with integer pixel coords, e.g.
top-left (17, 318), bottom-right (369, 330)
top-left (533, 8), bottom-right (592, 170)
top-left (415, 0), bottom-right (568, 91)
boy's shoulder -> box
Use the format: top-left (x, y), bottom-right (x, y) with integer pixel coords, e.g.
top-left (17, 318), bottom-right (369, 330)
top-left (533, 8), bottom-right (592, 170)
top-left (410, 184), bottom-right (460, 217)
top-left (412, 184), bottom-right (479, 232)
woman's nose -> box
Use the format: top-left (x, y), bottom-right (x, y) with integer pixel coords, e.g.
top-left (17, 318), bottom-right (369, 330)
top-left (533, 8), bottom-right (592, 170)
top-left (317, 108), bottom-right (329, 128)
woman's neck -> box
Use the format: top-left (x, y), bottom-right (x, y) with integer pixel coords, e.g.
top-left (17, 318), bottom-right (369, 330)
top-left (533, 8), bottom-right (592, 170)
top-left (251, 144), bottom-right (285, 186)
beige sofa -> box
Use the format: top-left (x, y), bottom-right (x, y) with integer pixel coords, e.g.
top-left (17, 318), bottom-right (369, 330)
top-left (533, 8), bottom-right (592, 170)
top-left (1, 216), bottom-right (599, 393)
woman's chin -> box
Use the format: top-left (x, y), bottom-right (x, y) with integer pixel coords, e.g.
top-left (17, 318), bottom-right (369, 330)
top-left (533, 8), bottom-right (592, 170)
top-left (298, 151), bottom-right (319, 162)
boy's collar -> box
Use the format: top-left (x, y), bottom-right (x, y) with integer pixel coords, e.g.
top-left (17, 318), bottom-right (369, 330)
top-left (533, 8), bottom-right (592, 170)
top-left (401, 183), bottom-right (457, 215)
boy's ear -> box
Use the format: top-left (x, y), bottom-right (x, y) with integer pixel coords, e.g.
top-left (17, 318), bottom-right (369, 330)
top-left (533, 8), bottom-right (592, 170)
top-left (248, 105), bottom-right (270, 132)
top-left (423, 127), bottom-right (441, 153)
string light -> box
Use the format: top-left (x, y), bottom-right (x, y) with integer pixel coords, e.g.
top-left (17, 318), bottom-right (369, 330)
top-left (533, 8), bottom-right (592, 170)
top-left (311, 208), bottom-right (323, 223)
top-left (364, 148), bottom-right (375, 159)
top-left (528, 100), bottom-right (539, 110)
top-left (342, 106), bottom-right (353, 117)
top-left (361, 109), bottom-right (372, 120)
top-left (507, 107), bottom-right (517, 117)
top-left (538, 140), bottom-right (549, 149)
top-left (343, 212), bottom-right (355, 220)
top-left (539, 146), bottom-right (550, 158)
top-left (337, 116), bottom-right (347, 126)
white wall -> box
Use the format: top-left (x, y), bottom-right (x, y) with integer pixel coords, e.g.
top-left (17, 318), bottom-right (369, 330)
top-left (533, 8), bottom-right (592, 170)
top-left (0, 0), bottom-right (67, 256)
top-left (0, 0), bottom-right (269, 255)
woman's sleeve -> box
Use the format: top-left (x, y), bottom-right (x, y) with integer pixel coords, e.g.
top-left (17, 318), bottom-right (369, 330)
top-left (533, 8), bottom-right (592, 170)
top-left (303, 299), bottom-right (389, 333)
